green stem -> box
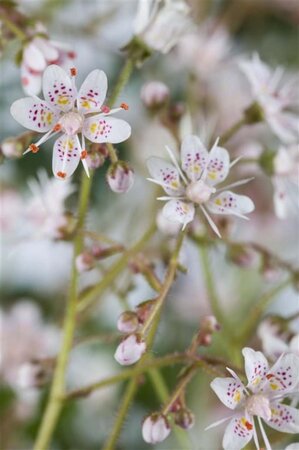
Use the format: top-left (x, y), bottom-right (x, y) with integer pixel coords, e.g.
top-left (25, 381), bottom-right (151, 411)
top-left (106, 142), bottom-right (118, 163)
top-left (103, 230), bottom-right (186, 450)
top-left (199, 245), bottom-right (224, 324)
top-left (219, 117), bottom-right (247, 145)
top-left (33, 172), bottom-right (93, 450)
top-left (0, 14), bottom-right (27, 41)
top-left (108, 58), bottom-right (134, 108)
top-left (238, 277), bottom-right (291, 344)
top-left (77, 222), bottom-right (156, 313)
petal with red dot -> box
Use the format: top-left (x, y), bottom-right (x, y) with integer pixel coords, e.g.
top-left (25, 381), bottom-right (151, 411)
top-left (263, 353), bottom-right (299, 395)
top-left (205, 146), bottom-right (230, 186)
top-left (147, 157), bottom-right (184, 196)
top-left (162, 200), bottom-right (195, 227)
top-left (207, 191), bottom-right (255, 217)
top-left (242, 347), bottom-right (269, 393)
top-left (10, 97), bottom-right (60, 132)
top-left (52, 135), bottom-right (81, 179)
top-left (222, 413), bottom-right (254, 450)
top-left (210, 377), bottom-right (246, 410)
top-left (181, 135), bottom-right (208, 182)
top-left (265, 402), bottom-right (299, 433)
top-left (77, 69), bottom-right (107, 114)
top-left (43, 64), bottom-right (76, 112)
top-left (82, 115), bottom-right (131, 144)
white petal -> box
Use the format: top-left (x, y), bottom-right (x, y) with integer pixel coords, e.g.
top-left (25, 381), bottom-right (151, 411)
top-left (210, 377), bottom-right (246, 410)
top-left (265, 402), bottom-right (299, 433)
top-left (147, 157), bottom-right (184, 196)
top-left (264, 353), bottom-right (299, 395)
top-left (222, 413), bottom-right (254, 450)
top-left (23, 41), bottom-right (47, 72)
top-left (52, 135), bottom-right (81, 179)
top-left (43, 64), bottom-right (76, 112)
top-left (285, 443), bottom-right (299, 450)
top-left (77, 69), bottom-right (107, 113)
top-left (162, 200), bottom-right (195, 226)
top-left (205, 146), bottom-right (230, 185)
top-left (181, 134), bottom-right (208, 182)
top-left (82, 115), bottom-right (131, 144)
top-left (207, 191), bottom-right (255, 217)
top-left (10, 97), bottom-right (59, 132)
top-left (34, 37), bottom-right (59, 63)
top-left (273, 178), bottom-right (290, 219)
top-left (267, 112), bottom-right (299, 144)
top-left (242, 347), bottom-right (269, 393)
top-left (21, 63), bottom-right (42, 96)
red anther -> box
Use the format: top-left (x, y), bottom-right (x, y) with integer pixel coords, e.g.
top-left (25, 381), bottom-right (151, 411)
top-left (120, 102), bottom-right (129, 110)
top-left (29, 144), bottom-right (39, 153)
top-left (57, 171), bottom-right (67, 179)
top-left (101, 105), bottom-right (110, 114)
top-left (266, 373), bottom-right (274, 379)
top-left (80, 150), bottom-right (87, 159)
top-left (67, 51), bottom-right (76, 59)
top-left (244, 421), bottom-right (253, 431)
top-left (53, 124), bottom-right (62, 132)
top-left (70, 67), bottom-right (77, 77)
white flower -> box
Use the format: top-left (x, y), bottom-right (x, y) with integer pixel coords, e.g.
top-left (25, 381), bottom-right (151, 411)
top-left (142, 413), bottom-right (171, 444)
top-left (114, 334), bottom-right (146, 365)
top-left (11, 65), bottom-right (131, 179)
top-left (21, 35), bottom-right (76, 96)
top-left (134, 0), bottom-right (191, 54)
top-left (239, 54), bottom-right (299, 144)
top-left (146, 135), bottom-right (255, 237)
top-left (207, 348), bottom-right (299, 450)
top-left (272, 145), bottom-right (299, 219)
top-left (26, 169), bottom-right (74, 239)
top-left (258, 319), bottom-right (299, 361)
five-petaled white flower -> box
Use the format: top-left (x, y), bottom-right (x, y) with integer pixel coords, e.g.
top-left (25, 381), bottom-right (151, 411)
top-left (239, 53), bottom-right (299, 144)
top-left (146, 135), bottom-right (255, 237)
top-left (11, 65), bottom-right (131, 179)
top-left (207, 348), bottom-right (299, 450)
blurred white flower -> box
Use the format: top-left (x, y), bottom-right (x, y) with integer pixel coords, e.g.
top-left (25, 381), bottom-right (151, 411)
top-left (258, 319), bottom-right (299, 360)
top-left (140, 80), bottom-right (170, 108)
top-left (114, 334), bottom-right (146, 365)
top-left (11, 65), bottom-right (131, 179)
top-left (208, 348), bottom-right (299, 450)
top-left (106, 161), bottom-right (135, 193)
top-left (147, 135), bottom-right (254, 236)
top-left (240, 54), bottom-right (299, 143)
top-left (272, 145), bottom-right (299, 219)
top-left (142, 413), bottom-right (171, 444)
top-left (21, 35), bottom-right (76, 96)
top-left (134, 0), bottom-right (192, 54)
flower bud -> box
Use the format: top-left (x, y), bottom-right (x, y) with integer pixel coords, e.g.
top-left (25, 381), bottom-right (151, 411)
top-left (106, 161), bottom-right (134, 194)
top-left (140, 81), bottom-right (170, 109)
top-left (86, 151), bottom-right (106, 169)
top-left (75, 251), bottom-right (95, 273)
top-left (114, 334), bottom-right (146, 366)
top-left (174, 408), bottom-right (195, 430)
top-left (200, 315), bottom-right (220, 333)
top-left (117, 311), bottom-right (139, 334)
top-left (135, 299), bottom-right (156, 324)
top-left (142, 413), bottom-right (171, 444)
top-left (227, 244), bottom-right (257, 268)
top-left (1, 138), bottom-right (23, 158)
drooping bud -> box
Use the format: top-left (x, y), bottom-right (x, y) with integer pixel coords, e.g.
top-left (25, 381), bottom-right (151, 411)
top-left (135, 299), bottom-right (156, 324)
top-left (75, 251), bottom-right (95, 273)
top-left (117, 311), bottom-right (139, 334)
top-left (142, 413), bottom-right (171, 444)
top-left (141, 81), bottom-right (170, 109)
top-left (174, 408), bottom-right (195, 430)
top-left (114, 334), bottom-right (146, 366)
top-left (106, 161), bottom-right (134, 194)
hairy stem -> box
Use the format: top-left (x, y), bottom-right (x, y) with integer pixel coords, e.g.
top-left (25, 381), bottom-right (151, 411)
top-left (108, 58), bottom-right (134, 108)
top-left (33, 172), bottom-right (93, 450)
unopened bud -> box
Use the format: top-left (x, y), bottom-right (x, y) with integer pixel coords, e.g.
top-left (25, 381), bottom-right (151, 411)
top-left (106, 161), bottom-right (134, 194)
top-left (244, 101), bottom-right (265, 124)
top-left (142, 413), bottom-right (171, 444)
top-left (114, 334), bottom-right (146, 366)
top-left (227, 244), bottom-right (257, 268)
top-left (200, 315), bottom-right (220, 333)
top-left (117, 311), bottom-right (139, 333)
top-left (174, 408), bottom-right (195, 430)
top-left (75, 251), bottom-right (95, 273)
top-left (141, 81), bottom-right (170, 109)
top-left (136, 299), bottom-right (156, 324)
top-left (1, 138), bottom-right (23, 158)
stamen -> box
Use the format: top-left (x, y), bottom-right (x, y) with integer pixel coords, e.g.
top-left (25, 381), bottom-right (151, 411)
top-left (80, 150), bottom-right (87, 159)
top-left (120, 102), bottom-right (129, 110)
top-left (57, 171), bottom-right (67, 179)
top-left (29, 144), bottom-right (39, 153)
top-left (245, 420), bottom-right (253, 431)
top-left (70, 67), bottom-right (77, 77)
top-left (101, 105), bottom-right (111, 114)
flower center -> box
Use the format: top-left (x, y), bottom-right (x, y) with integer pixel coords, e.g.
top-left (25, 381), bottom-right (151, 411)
top-left (59, 111), bottom-right (84, 136)
top-left (246, 394), bottom-right (272, 421)
top-left (185, 180), bottom-right (216, 204)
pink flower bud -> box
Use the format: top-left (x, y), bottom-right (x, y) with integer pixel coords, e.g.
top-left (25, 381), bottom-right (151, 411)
top-left (114, 334), bottom-right (146, 366)
top-left (200, 315), bottom-right (220, 333)
top-left (174, 408), bottom-right (195, 430)
top-left (75, 251), bottom-right (95, 273)
top-left (117, 311), bottom-right (139, 333)
top-left (142, 413), bottom-right (171, 444)
top-left (106, 162), bottom-right (134, 194)
top-left (140, 81), bottom-right (170, 108)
